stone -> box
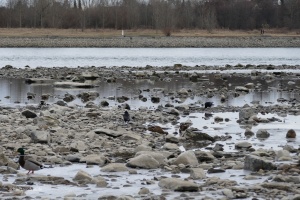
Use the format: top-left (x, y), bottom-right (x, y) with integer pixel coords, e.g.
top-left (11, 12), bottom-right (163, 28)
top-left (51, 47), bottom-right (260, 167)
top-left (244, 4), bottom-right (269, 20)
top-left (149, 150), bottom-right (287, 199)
top-left (244, 128), bottom-right (255, 137)
top-left (239, 107), bottom-right (256, 120)
top-left (189, 168), bottom-right (206, 179)
top-left (22, 110), bottom-right (37, 118)
top-left (158, 178), bottom-right (199, 192)
top-left (73, 170), bottom-right (93, 184)
top-left (256, 129), bottom-right (270, 138)
top-left (244, 155), bottom-right (277, 171)
top-left (80, 154), bottom-right (108, 166)
top-left (138, 187), bottom-right (150, 195)
top-left (163, 143), bottom-right (179, 151)
top-left (101, 163), bottom-right (129, 172)
top-left (235, 141), bottom-right (252, 149)
top-left (148, 125), bottom-right (167, 135)
top-left (30, 130), bottom-right (51, 144)
top-left (126, 154), bottom-right (160, 169)
top-left (172, 151), bottom-right (199, 167)
top-left (286, 129), bottom-right (296, 138)
top-left (135, 151), bottom-right (166, 165)
top-left (0, 153), bottom-right (19, 169)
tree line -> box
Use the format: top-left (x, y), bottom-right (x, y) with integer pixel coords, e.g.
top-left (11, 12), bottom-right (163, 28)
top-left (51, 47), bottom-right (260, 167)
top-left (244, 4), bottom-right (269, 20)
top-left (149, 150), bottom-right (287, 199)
top-left (0, 0), bottom-right (299, 33)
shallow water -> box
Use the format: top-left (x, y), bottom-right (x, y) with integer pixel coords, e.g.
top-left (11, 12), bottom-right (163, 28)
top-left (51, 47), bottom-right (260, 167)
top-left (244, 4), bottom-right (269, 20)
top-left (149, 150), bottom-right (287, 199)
top-left (1, 48), bottom-right (300, 68)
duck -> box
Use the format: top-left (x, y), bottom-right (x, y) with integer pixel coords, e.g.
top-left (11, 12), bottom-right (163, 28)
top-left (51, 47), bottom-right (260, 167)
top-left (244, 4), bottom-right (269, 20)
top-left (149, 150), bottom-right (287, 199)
top-left (123, 111), bottom-right (130, 124)
top-left (17, 148), bottom-right (43, 174)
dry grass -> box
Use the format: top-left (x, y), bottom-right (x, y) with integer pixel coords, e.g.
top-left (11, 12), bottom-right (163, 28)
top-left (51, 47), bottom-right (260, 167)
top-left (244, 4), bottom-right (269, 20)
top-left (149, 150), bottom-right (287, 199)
top-left (0, 28), bottom-right (299, 38)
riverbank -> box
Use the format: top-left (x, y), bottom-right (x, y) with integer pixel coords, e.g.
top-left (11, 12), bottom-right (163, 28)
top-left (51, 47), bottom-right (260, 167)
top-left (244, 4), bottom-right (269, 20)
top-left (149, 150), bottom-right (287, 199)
top-left (0, 28), bottom-right (300, 47)
top-left (0, 65), bottom-right (300, 199)
top-left (0, 35), bottom-right (300, 48)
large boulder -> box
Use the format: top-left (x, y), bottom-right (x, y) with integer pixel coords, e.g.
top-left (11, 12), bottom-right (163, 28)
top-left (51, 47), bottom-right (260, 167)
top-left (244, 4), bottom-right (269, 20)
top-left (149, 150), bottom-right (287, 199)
top-left (239, 107), bottom-right (256, 120)
top-left (126, 154), bottom-right (160, 169)
top-left (244, 155), bottom-right (277, 171)
top-left (158, 178), bottom-right (199, 192)
top-left (172, 151), bottom-right (199, 167)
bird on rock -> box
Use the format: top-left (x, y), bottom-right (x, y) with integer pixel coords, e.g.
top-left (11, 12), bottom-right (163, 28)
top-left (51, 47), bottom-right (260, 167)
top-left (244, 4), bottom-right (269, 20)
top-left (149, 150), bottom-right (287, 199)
top-left (123, 110), bottom-right (130, 124)
top-left (17, 148), bottom-right (43, 174)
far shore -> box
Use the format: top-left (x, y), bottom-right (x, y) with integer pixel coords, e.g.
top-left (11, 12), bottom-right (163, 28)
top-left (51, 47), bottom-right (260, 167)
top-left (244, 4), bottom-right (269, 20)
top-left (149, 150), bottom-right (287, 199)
top-left (0, 28), bottom-right (299, 48)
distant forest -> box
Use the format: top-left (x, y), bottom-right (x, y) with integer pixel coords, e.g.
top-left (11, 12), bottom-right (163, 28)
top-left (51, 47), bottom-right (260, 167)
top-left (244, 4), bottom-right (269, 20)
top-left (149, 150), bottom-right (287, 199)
top-left (0, 0), bottom-right (299, 32)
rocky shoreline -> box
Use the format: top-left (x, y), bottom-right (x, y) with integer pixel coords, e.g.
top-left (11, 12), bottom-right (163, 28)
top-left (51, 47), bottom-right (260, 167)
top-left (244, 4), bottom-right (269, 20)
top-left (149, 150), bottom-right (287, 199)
top-left (0, 64), bottom-right (300, 199)
top-left (0, 36), bottom-right (300, 47)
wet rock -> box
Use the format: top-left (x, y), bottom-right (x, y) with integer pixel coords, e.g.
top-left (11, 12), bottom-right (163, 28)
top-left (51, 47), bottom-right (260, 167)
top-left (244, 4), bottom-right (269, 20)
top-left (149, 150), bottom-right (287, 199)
top-left (138, 187), bottom-right (150, 195)
top-left (126, 154), bottom-right (160, 169)
top-left (78, 91), bottom-right (99, 102)
top-left (276, 150), bottom-right (292, 161)
top-left (235, 141), bottom-right (252, 149)
top-left (73, 170), bottom-right (93, 184)
top-left (256, 129), bottom-right (270, 139)
top-left (239, 107), bottom-right (256, 120)
top-left (244, 155), bottom-right (277, 171)
top-left (21, 110), bottom-right (37, 119)
top-left (134, 144), bottom-right (152, 152)
top-left (165, 108), bottom-right (180, 116)
top-left (172, 151), bottom-right (199, 167)
top-left (151, 97), bottom-right (160, 103)
top-left (94, 176), bottom-right (108, 187)
top-left (222, 188), bottom-right (235, 199)
top-left (244, 128), bottom-right (255, 137)
top-left (189, 168), bottom-right (206, 179)
top-left (214, 116), bottom-right (223, 122)
top-left (135, 151), bottom-right (166, 165)
top-left (207, 168), bottom-right (226, 173)
top-left (100, 101), bottom-right (109, 107)
top-left (148, 125), bottom-right (167, 135)
top-left (182, 128), bottom-right (215, 142)
top-left (30, 130), bottom-right (51, 144)
top-left (273, 175), bottom-right (300, 184)
top-left (56, 100), bottom-right (67, 106)
top-left (101, 163), bottom-right (129, 172)
top-left (158, 177), bottom-right (199, 192)
top-left (286, 129), bottom-right (296, 138)
top-left (235, 86), bottom-right (250, 93)
top-left (194, 150), bottom-right (215, 162)
top-left (80, 154), bottom-right (108, 166)
top-left (0, 153), bottom-right (19, 169)
top-left (63, 93), bottom-right (75, 102)
top-left (163, 143), bottom-right (179, 151)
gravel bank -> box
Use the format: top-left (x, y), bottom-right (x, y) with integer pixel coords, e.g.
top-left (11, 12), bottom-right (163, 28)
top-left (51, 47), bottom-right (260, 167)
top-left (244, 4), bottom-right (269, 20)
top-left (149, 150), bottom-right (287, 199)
top-left (0, 36), bottom-right (300, 47)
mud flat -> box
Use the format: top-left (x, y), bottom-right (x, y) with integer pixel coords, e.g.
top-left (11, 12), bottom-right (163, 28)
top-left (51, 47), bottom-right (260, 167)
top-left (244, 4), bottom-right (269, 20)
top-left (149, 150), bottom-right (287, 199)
top-left (0, 64), bottom-right (300, 199)
top-left (0, 36), bottom-right (300, 47)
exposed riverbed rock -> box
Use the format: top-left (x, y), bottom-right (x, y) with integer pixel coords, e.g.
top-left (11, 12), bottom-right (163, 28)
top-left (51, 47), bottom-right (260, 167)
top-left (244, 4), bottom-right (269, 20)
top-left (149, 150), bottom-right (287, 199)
top-left (158, 177), bottom-right (199, 192)
top-left (244, 155), bottom-right (277, 171)
top-left (126, 154), bottom-right (160, 169)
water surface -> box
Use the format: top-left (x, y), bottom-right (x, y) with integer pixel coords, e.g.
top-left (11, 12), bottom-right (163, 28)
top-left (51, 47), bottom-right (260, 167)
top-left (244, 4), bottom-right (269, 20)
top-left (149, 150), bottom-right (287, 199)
top-left (0, 48), bottom-right (300, 68)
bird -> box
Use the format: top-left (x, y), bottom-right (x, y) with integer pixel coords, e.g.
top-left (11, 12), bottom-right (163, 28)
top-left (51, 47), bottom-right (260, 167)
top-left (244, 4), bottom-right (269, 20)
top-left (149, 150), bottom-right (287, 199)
top-left (17, 148), bottom-right (43, 174)
top-left (204, 102), bottom-right (214, 108)
top-left (123, 111), bottom-right (130, 124)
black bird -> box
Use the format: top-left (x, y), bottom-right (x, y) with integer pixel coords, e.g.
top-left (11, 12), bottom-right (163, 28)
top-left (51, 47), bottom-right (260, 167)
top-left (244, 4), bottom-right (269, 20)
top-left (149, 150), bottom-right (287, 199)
top-left (17, 148), bottom-right (43, 174)
top-left (204, 102), bottom-right (214, 108)
top-left (123, 111), bottom-right (130, 123)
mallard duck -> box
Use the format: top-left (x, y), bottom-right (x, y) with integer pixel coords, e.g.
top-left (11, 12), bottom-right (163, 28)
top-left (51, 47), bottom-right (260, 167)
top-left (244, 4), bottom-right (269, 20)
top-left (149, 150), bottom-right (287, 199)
top-left (17, 148), bottom-right (43, 174)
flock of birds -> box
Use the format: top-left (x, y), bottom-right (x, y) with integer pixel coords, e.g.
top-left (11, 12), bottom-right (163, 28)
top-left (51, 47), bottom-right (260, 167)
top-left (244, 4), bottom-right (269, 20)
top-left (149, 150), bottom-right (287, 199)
top-left (16, 101), bottom-right (214, 174)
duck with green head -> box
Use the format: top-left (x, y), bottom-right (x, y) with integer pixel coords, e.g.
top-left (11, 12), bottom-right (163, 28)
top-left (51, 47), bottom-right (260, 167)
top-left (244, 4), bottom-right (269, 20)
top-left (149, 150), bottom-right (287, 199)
top-left (17, 148), bottom-right (43, 174)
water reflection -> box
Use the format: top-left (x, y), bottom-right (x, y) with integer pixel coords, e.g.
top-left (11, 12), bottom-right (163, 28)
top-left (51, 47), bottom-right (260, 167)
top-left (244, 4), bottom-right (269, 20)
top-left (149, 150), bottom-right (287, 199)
top-left (0, 74), bottom-right (298, 109)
